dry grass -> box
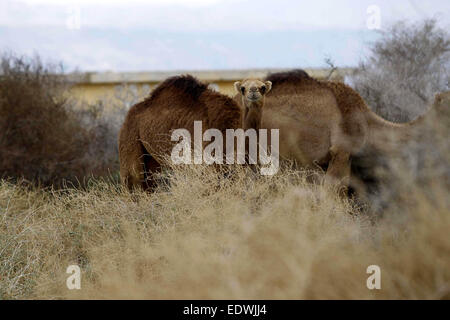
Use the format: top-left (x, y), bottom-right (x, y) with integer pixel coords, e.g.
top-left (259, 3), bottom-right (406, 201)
top-left (1, 163), bottom-right (449, 300)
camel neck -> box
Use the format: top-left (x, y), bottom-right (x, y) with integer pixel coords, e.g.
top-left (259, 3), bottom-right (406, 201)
top-left (242, 100), bottom-right (263, 131)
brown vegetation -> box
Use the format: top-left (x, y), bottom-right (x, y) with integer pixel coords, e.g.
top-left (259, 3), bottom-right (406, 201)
top-left (1, 164), bottom-right (449, 299)
top-left (0, 53), bottom-right (120, 188)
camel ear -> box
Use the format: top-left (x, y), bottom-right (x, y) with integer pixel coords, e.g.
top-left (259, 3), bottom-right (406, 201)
top-left (264, 81), bottom-right (272, 94)
top-left (234, 81), bottom-right (242, 94)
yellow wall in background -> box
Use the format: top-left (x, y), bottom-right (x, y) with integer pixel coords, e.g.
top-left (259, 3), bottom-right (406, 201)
top-left (70, 81), bottom-right (243, 106)
top-left (67, 69), bottom-right (352, 107)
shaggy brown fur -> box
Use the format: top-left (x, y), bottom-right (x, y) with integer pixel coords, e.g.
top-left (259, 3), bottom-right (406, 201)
top-left (265, 70), bottom-right (311, 88)
top-left (119, 75), bottom-right (242, 191)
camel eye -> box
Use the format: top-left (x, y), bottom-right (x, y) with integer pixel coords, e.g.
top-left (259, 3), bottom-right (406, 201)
top-left (240, 87), bottom-right (245, 95)
top-left (260, 86), bottom-right (266, 94)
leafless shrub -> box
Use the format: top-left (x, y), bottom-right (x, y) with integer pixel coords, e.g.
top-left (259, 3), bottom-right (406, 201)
top-left (0, 53), bottom-right (121, 187)
top-left (351, 19), bottom-right (449, 122)
top-left (324, 56), bottom-right (338, 80)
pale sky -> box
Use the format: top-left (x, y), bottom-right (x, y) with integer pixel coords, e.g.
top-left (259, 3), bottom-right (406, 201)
top-left (0, 0), bottom-right (448, 71)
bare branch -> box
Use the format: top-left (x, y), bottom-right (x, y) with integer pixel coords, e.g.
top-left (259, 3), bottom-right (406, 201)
top-left (324, 57), bottom-right (338, 80)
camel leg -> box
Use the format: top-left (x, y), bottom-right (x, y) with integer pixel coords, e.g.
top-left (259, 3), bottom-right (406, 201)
top-left (118, 117), bottom-right (148, 192)
top-left (324, 145), bottom-right (351, 194)
top-left (119, 141), bottom-right (146, 191)
top-left (142, 153), bottom-right (161, 192)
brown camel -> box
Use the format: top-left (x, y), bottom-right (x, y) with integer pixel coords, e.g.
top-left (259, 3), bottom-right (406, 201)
top-left (243, 69), bottom-right (435, 194)
top-left (118, 75), bottom-right (271, 191)
top-left (233, 70), bottom-right (354, 190)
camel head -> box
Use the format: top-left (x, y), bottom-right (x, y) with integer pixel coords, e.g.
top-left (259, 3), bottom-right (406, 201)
top-left (234, 79), bottom-right (272, 132)
top-left (234, 79), bottom-right (272, 107)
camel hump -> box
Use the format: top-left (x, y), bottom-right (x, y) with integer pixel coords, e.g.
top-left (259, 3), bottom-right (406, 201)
top-left (148, 74), bottom-right (208, 104)
top-left (264, 69), bottom-right (311, 85)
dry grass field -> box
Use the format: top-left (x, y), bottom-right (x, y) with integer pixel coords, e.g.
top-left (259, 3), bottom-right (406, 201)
top-left (1, 162), bottom-right (449, 299)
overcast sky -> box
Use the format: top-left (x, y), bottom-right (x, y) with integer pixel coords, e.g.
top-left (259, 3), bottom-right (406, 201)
top-left (0, 0), bottom-right (448, 71)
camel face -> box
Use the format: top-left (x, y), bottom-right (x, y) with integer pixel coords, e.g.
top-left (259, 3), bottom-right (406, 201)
top-left (234, 79), bottom-right (272, 104)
